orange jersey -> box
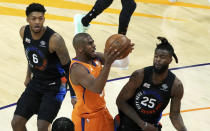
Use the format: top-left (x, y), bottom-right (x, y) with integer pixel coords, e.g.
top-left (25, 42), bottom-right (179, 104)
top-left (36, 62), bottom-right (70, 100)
top-left (70, 58), bottom-right (106, 115)
top-left (69, 58), bottom-right (114, 131)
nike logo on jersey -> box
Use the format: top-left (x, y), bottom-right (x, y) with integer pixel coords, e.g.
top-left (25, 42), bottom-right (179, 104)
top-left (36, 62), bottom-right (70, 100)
top-left (48, 82), bottom-right (56, 86)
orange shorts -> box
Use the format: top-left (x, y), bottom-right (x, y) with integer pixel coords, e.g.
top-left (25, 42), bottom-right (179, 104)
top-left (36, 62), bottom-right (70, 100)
top-left (72, 108), bottom-right (114, 131)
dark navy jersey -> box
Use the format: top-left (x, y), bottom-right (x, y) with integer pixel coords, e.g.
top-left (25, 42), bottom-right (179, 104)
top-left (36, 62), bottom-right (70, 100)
top-left (23, 25), bottom-right (64, 80)
top-left (119, 66), bottom-right (175, 130)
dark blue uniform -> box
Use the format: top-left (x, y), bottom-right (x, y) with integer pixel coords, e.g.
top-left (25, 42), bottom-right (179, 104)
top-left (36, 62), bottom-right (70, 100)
top-left (119, 66), bottom-right (175, 131)
top-left (14, 25), bottom-right (65, 123)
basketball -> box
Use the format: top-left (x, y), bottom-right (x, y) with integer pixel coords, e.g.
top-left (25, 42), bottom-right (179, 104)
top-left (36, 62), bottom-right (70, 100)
top-left (105, 34), bottom-right (131, 59)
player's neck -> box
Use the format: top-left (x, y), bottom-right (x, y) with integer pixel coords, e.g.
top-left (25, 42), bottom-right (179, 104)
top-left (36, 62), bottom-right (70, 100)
top-left (76, 55), bottom-right (93, 65)
top-left (30, 26), bottom-right (46, 40)
top-left (152, 70), bottom-right (168, 85)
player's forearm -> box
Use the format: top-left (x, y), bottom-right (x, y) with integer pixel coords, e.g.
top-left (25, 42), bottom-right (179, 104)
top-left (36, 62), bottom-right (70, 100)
top-left (91, 64), bottom-right (111, 93)
top-left (26, 65), bottom-right (32, 79)
top-left (170, 113), bottom-right (187, 131)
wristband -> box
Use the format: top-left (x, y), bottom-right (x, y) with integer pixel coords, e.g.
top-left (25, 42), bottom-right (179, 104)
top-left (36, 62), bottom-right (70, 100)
top-left (71, 96), bottom-right (76, 98)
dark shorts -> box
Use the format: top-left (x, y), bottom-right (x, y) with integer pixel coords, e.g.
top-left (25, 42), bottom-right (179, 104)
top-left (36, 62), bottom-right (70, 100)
top-left (118, 112), bottom-right (162, 131)
top-left (14, 78), bottom-right (64, 123)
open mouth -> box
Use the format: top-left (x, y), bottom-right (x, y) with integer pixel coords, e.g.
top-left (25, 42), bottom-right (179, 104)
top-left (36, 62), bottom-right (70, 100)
top-left (34, 26), bottom-right (41, 30)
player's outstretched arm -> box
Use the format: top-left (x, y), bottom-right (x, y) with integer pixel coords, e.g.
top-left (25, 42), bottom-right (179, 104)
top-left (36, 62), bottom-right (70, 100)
top-left (170, 78), bottom-right (187, 131)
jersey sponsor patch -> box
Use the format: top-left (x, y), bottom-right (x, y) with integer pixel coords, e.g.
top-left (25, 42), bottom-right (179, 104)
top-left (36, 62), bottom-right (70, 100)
top-left (39, 41), bottom-right (46, 48)
top-left (160, 84), bottom-right (168, 92)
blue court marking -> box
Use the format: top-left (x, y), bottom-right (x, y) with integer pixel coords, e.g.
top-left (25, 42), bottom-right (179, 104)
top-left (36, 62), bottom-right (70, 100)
top-left (107, 63), bottom-right (210, 82)
top-left (0, 103), bottom-right (16, 110)
top-left (0, 62), bottom-right (209, 111)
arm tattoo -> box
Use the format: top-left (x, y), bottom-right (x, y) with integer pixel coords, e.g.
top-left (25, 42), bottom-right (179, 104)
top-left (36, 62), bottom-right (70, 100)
top-left (54, 34), bottom-right (70, 65)
top-left (130, 71), bottom-right (141, 87)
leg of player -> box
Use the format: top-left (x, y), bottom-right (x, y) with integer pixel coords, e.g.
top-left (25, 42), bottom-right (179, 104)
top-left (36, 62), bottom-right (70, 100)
top-left (11, 115), bottom-right (27, 131)
top-left (36, 88), bottom-right (63, 131)
top-left (118, 0), bottom-right (136, 35)
top-left (74, 0), bottom-right (113, 34)
top-left (37, 120), bottom-right (51, 131)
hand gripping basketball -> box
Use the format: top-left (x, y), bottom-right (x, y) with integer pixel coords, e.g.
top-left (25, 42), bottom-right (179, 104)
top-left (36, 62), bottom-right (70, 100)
top-left (105, 34), bottom-right (134, 59)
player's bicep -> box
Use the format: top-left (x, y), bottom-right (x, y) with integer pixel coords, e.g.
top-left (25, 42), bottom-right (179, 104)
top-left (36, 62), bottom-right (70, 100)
top-left (170, 79), bottom-right (184, 116)
top-left (117, 70), bottom-right (143, 101)
top-left (19, 26), bottom-right (26, 39)
top-left (51, 33), bottom-right (70, 65)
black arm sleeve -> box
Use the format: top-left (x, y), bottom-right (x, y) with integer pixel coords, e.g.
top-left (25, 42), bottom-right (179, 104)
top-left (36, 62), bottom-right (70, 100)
top-left (62, 61), bottom-right (76, 97)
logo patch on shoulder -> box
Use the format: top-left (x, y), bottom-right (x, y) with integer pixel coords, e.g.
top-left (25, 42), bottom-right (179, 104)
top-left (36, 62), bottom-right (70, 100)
top-left (143, 83), bottom-right (151, 88)
top-left (25, 38), bottom-right (31, 43)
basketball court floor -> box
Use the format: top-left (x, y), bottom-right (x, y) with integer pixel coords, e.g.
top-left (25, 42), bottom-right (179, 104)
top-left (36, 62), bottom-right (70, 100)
top-left (0, 0), bottom-right (210, 130)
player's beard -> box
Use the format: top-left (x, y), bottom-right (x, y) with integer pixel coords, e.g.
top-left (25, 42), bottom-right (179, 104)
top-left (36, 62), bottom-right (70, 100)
top-left (153, 64), bottom-right (169, 74)
top-left (85, 52), bottom-right (96, 60)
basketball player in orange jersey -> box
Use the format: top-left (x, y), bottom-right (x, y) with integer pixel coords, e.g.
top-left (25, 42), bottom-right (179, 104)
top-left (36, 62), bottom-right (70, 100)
top-left (69, 33), bottom-right (134, 131)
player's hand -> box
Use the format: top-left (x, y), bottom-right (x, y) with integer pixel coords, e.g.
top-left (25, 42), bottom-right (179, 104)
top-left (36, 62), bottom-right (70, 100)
top-left (126, 39), bottom-right (134, 52)
top-left (118, 42), bottom-right (135, 59)
top-left (24, 76), bottom-right (31, 87)
top-left (144, 123), bottom-right (158, 131)
top-left (129, 42), bottom-right (134, 53)
top-left (104, 46), bottom-right (121, 65)
top-left (71, 97), bottom-right (77, 108)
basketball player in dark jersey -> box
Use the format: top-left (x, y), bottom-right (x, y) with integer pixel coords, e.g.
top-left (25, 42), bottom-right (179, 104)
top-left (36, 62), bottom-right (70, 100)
top-left (116, 37), bottom-right (187, 131)
top-left (11, 3), bottom-right (75, 131)
top-left (74, 0), bottom-right (136, 35)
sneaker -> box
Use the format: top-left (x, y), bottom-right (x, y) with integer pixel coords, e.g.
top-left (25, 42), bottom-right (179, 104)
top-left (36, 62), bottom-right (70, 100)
top-left (74, 14), bottom-right (90, 35)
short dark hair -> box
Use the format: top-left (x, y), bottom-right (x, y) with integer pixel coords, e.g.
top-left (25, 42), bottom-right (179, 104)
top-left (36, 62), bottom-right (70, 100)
top-left (156, 37), bottom-right (178, 63)
top-left (73, 33), bottom-right (90, 49)
top-left (52, 117), bottom-right (74, 131)
top-left (26, 3), bottom-right (46, 16)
